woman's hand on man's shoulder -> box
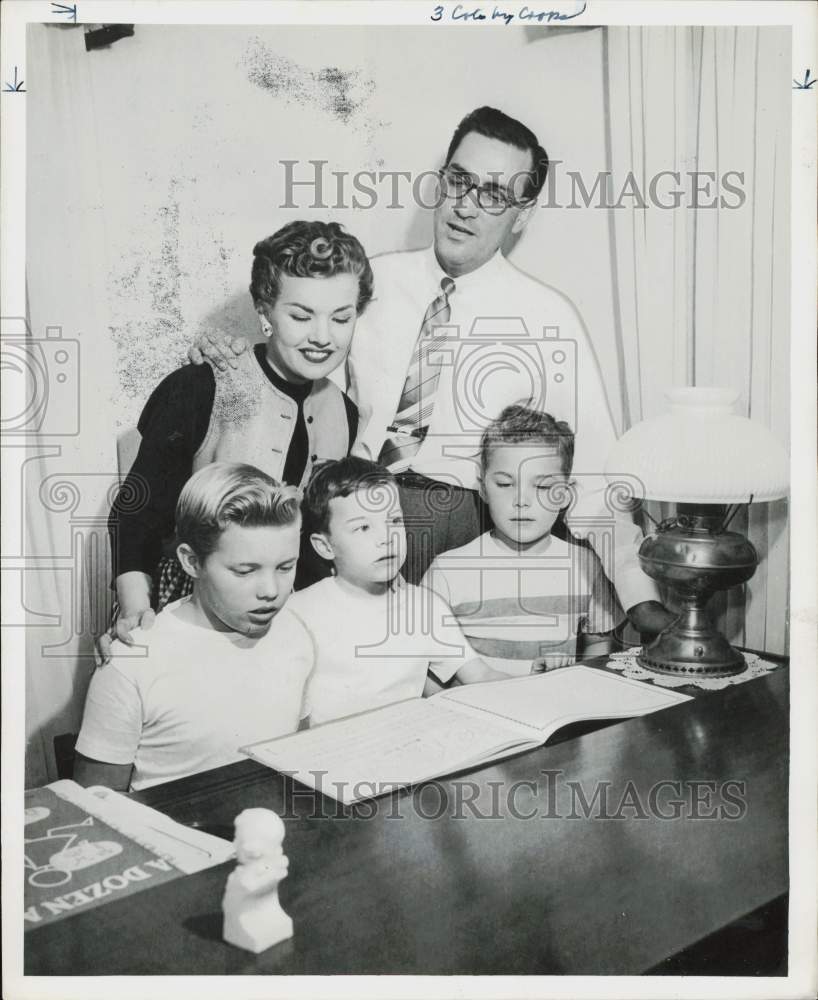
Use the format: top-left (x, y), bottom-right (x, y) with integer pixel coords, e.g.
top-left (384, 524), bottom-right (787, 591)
top-left (188, 331), bottom-right (249, 371)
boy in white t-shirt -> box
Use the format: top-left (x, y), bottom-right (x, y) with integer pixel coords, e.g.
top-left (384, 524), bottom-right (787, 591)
top-left (75, 462), bottom-right (312, 791)
top-left (422, 405), bottom-right (623, 677)
top-left (287, 457), bottom-right (506, 726)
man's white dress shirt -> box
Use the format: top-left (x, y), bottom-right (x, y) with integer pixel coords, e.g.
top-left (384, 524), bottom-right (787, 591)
top-left (347, 246), bottom-right (659, 612)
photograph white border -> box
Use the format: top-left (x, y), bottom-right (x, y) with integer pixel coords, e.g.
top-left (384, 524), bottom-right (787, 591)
top-left (2, 2), bottom-right (815, 998)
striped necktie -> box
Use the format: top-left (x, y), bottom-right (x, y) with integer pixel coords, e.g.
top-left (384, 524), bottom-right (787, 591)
top-left (378, 276), bottom-right (455, 468)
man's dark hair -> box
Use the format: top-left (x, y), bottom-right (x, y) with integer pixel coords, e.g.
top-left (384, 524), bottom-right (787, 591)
top-left (445, 106), bottom-right (550, 201)
top-left (302, 456), bottom-right (397, 536)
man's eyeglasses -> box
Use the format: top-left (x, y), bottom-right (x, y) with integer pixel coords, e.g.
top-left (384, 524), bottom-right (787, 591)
top-left (437, 168), bottom-right (532, 215)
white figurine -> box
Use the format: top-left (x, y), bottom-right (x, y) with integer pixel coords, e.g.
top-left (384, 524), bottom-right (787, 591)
top-left (222, 808), bottom-right (293, 952)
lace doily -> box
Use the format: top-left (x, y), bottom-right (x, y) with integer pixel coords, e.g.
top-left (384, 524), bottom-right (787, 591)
top-left (605, 647), bottom-right (781, 690)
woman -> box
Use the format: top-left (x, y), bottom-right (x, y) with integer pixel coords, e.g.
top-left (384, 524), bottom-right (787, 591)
top-left (106, 221), bottom-right (373, 647)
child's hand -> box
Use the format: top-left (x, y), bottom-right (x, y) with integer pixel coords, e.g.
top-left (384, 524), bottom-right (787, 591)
top-left (531, 654), bottom-right (575, 673)
top-left (187, 332), bottom-right (248, 371)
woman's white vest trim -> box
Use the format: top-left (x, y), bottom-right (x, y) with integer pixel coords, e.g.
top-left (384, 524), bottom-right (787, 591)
top-left (192, 352), bottom-right (350, 486)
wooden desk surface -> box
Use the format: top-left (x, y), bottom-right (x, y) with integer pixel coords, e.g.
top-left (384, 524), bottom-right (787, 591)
top-left (26, 669), bottom-right (788, 976)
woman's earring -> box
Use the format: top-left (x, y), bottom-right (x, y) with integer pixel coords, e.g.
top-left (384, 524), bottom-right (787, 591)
top-left (259, 314), bottom-right (274, 339)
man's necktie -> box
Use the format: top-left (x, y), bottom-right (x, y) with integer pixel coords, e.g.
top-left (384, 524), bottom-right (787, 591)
top-left (378, 276), bottom-right (456, 468)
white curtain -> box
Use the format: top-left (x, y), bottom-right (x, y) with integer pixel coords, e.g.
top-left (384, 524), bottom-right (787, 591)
top-left (603, 25), bottom-right (790, 654)
top-left (23, 26), bottom-right (119, 786)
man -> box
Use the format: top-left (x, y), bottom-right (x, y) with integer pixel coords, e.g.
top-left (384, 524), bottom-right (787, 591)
top-left (192, 107), bottom-right (673, 637)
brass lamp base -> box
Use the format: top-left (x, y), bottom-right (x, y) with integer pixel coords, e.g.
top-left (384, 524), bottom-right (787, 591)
top-left (638, 623), bottom-right (746, 677)
top-left (636, 504), bottom-right (757, 679)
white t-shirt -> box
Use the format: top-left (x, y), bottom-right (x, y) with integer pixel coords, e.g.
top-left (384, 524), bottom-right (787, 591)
top-left (76, 599), bottom-right (313, 790)
top-left (286, 577), bottom-right (478, 726)
top-left (422, 531), bottom-right (622, 676)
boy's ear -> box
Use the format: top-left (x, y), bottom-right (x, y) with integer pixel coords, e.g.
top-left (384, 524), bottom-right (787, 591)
top-left (176, 543), bottom-right (201, 579)
top-left (476, 472), bottom-right (487, 504)
top-left (309, 532), bottom-right (335, 563)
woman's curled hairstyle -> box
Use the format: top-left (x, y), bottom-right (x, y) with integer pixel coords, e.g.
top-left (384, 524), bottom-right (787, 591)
top-left (250, 220), bottom-right (374, 316)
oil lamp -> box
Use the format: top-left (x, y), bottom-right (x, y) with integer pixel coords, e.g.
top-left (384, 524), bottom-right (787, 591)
top-left (605, 388), bottom-right (788, 677)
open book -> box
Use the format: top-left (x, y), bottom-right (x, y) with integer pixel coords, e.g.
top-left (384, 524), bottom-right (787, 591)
top-left (241, 665), bottom-right (691, 805)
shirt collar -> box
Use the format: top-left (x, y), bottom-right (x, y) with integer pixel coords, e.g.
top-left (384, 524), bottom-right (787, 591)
top-left (424, 244), bottom-right (506, 295)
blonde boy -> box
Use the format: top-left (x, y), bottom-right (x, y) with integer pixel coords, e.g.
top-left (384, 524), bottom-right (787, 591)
top-left (75, 463), bottom-right (312, 791)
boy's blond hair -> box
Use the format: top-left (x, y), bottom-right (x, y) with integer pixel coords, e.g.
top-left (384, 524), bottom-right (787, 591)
top-left (175, 462), bottom-right (300, 559)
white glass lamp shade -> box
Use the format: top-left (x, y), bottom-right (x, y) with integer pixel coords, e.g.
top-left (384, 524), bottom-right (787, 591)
top-left (604, 387), bottom-right (789, 503)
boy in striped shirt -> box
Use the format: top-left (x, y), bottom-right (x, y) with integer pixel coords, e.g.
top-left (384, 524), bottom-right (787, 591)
top-left (422, 404), bottom-right (623, 676)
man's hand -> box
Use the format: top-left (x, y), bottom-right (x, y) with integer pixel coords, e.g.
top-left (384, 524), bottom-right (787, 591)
top-left (187, 332), bottom-right (249, 371)
top-left (531, 653), bottom-right (575, 673)
top-left (627, 600), bottom-right (677, 642)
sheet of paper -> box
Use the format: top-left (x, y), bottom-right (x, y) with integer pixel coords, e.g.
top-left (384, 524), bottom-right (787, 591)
top-left (438, 665), bottom-right (691, 738)
top-left (241, 697), bottom-right (535, 804)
